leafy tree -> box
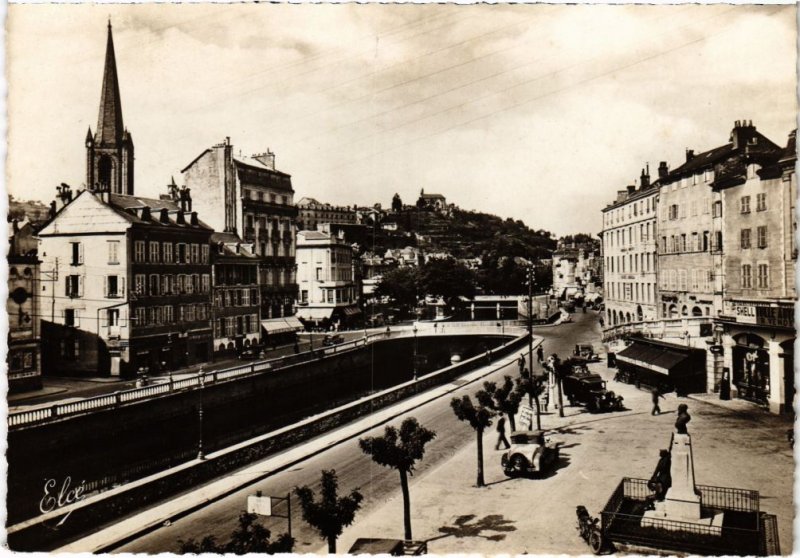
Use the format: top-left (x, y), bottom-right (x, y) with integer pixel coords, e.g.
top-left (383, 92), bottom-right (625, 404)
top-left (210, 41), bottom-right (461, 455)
top-left (392, 193), bottom-right (403, 212)
top-left (476, 376), bottom-right (523, 431)
top-left (359, 417), bottom-right (436, 541)
top-left (450, 395), bottom-right (493, 487)
top-left (374, 266), bottom-right (419, 311)
top-left (294, 469), bottom-right (363, 553)
top-left (178, 512), bottom-right (294, 554)
top-left (418, 258), bottom-right (476, 304)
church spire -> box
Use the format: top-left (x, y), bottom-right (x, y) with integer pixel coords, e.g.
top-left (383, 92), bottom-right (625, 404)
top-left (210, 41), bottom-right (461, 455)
top-left (96, 21), bottom-right (124, 145)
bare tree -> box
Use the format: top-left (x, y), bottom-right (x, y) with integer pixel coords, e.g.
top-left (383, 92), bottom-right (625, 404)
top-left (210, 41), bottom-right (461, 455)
top-left (294, 469), bottom-right (363, 554)
top-left (359, 417), bottom-right (436, 541)
top-left (450, 395), bottom-right (493, 487)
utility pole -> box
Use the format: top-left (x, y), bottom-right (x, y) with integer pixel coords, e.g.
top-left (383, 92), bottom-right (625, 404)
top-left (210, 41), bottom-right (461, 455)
top-left (528, 265), bottom-right (541, 430)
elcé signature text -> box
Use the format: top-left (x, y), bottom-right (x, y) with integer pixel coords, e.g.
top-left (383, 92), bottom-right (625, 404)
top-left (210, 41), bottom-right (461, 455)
top-left (40, 477), bottom-right (87, 525)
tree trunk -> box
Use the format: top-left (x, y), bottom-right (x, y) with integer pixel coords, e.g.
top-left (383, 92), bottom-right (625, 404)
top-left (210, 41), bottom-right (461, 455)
top-left (557, 376), bottom-right (565, 418)
top-left (534, 391), bottom-right (542, 430)
top-left (327, 535), bottom-right (336, 554)
top-left (476, 427), bottom-right (485, 487)
top-left (400, 468), bottom-right (412, 540)
top-left (507, 411), bottom-right (516, 432)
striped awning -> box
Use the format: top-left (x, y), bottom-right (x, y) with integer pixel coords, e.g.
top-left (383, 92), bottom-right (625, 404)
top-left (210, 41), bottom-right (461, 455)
top-left (261, 316), bottom-right (304, 335)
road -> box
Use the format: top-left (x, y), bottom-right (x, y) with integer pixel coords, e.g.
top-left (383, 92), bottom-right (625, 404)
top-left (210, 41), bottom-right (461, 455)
top-left (116, 313), bottom-right (600, 554)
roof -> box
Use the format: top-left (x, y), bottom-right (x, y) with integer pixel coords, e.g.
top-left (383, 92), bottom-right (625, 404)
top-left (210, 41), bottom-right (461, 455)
top-left (779, 129), bottom-right (797, 165)
top-left (233, 155), bottom-right (291, 177)
top-left (297, 197), bottom-right (320, 206)
top-left (420, 193), bottom-right (445, 199)
top-left (107, 194), bottom-right (213, 230)
top-left (298, 230), bottom-right (329, 240)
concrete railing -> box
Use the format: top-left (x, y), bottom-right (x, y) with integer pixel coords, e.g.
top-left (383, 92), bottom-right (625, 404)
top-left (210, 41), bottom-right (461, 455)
top-left (8, 323), bottom-right (517, 430)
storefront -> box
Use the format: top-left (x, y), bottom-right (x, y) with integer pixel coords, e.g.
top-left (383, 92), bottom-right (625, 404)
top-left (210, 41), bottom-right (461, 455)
top-left (718, 300), bottom-right (795, 414)
top-left (615, 338), bottom-right (706, 395)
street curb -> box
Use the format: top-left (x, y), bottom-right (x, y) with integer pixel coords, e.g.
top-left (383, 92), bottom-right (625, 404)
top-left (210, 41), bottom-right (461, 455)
top-left (56, 336), bottom-right (542, 553)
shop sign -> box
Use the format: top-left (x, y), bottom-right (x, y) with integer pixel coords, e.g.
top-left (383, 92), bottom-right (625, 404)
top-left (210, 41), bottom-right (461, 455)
top-left (709, 345), bottom-right (723, 355)
top-left (756, 306), bottom-right (794, 329)
top-left (731, 304), bottom-right (757, 324)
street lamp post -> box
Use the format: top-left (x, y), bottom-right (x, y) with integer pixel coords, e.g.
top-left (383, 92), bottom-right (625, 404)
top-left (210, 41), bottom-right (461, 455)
top-left (412, 324), bottom-right (418, 381)
top-left (197, 368), bottom-right (206, 460)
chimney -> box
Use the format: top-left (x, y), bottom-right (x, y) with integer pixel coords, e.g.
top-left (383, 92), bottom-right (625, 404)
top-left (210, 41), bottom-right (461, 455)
top-left (685, 149), bottom-right (695, 162)
top-left (616, 190), bottom-right (627, 203)
top-left (640, 166), bottom-right (650, 189)
top-left (658, 161), bottom-right (669, 179)
top-left (627, 185), bottom-right (636, 195)
top-left (731, 119), bottom-right (756, 150)
top-left (160, 208), bottom-right (170, 224)
top-left (179, 186), bottom-right (188, 212)
top-left (176, 211), bottom-right (186, 225)
top-left (190, 211), bottom-right (199, 226)
top-left (186, 188), bottom-right (192, 212)
top-left (252, 149), bottom-right (276, 170)
top-left (140, 206), bottom-right (151, 221)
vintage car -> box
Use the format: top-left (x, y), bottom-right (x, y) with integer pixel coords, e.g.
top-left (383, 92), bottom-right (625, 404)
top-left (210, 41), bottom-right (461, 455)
top-left (574, 344), bottom-right (600, 362)
top-left (501, 430), bottom-right (560, 477)
top-left (562, 363), bottom-right (624, 413)
top-left (322, 334), bottom-right (345, 347)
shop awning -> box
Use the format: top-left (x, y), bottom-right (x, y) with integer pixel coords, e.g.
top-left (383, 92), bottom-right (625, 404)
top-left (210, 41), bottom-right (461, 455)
top-left (261, 317), bottom-right (303, 335)
top-left (295, 307), bottom-right (335, 321)
top-left (617, 342), bottom-right (691, 376)
top-left (342, 306), bottom-right (362, 316)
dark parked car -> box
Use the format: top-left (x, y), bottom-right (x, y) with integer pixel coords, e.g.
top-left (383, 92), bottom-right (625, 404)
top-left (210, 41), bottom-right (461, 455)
top-left (238, 346), bottom-right (263, 360)
top-left (562, 362), bottom-right (624, 413)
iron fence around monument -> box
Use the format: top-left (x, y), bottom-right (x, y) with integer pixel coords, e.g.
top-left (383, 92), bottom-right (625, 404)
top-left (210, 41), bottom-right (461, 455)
top-left (600, 477), bottom-right (763, 556)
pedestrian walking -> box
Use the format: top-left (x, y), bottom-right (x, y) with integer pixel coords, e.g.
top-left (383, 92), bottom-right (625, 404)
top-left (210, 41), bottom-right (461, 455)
top-left (495, 415), bottom-right (510, 450)
top-left (651, 387), bottom-right (665, 415)
top-left (536, 345), bottom-right (544, 365)
top-left (518, 354), bottom-right (526, 374)
top-left (542, 384), bottom-right (550, 412)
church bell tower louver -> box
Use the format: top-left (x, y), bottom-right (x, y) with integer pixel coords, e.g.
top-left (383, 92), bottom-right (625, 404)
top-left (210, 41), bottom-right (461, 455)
top-left (86, 21), bottom-right (134, 196)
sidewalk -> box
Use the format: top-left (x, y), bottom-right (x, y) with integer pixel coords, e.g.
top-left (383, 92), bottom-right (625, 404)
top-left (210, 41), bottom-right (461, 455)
top-left (51, 346), bottom-right (536, 553)
top-left (332, 357), bottom-right (794, 555)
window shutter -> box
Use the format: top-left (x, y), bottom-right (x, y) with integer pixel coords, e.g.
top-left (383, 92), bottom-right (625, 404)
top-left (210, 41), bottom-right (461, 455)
top-left (65, 277), bottom-right (70, 297)
top-left (74, 310), bottom-right (81, 328)
top-left (104, 276), bottom-right (109, 297)
top-left (79, 243), bottom-right (85, 264)
top-left (78, 276), bottom-right (84, 297)
top-left (120, 277), bottom-right (126, 296)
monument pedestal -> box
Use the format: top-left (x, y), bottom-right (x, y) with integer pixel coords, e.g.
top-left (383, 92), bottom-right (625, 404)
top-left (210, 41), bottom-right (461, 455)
top-left (641, 433), bottom-right (724, 535)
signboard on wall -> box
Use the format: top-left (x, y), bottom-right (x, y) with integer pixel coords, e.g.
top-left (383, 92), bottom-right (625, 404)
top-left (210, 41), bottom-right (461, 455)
top-left (756, 306), bottom-right (794, 329)
top-left (731, 304), bottom-right (757, 324)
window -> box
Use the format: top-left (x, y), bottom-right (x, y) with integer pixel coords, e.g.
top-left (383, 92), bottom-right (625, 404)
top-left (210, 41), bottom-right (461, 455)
top-left (185, 305), bottom-right (196, 322)
top-left (70, 242), bottom-right (83, 265)
top-left (756, 193), bottom-right (767, 212)
top-left (108, 309), bottom-right (120, 327)
top-left (668, 205), bottom-right (679, 220)
top-left (327, 290), bottom-right (334, 303)
top-left (65, 275), bottom-right (81, 298)
top-left (757, 226), bottom-right (767, 248)
top-left (107, 275), bottom-right (120, 298)
top-left (703, 231), bottom-right (710, 252)
top-left (191, 244), bottom-right (200, 264)
top-left (135, 307), bottom-right (146, 326)
top-left (679, 204), bottom-right (686, 219)
top-left (740, 229), bottom-right (751, 249)
top-left (757, 264), bottom-right (769, 289)
top-left (64, 308), bottom-right (76, 327)
top-left (108, 240), bottom-right (120, 264)
top-left (704, 169), bottom-right (713, 183)
top-left (149, 274), bottom-right (160, 296)
top-left (301, 290), bottom-right (308, 303)
top-left (134, 274), bottom-right (146, 295)
top-left (202, 274), bottom-right (210, 293)
top-left (715, 231), bottom-right (723, 251)
top-left (177, 243), bottom-right (187, 263)
top-left (679, 269), bottom-right (688, 291)
top-left (163, 242), bottom-right (173, 263)
top-left (164, 305), bottom-right (173, 324)
top-left (162, 274), bottom-right (173, 295)
top-left (692, 232), bottom-right (699, 251)
top-left (680, 234), bottom-right (687, 252)
top-left (61, 339), bottom-right (81, 360)
top-left (149, 241), bottom-right (159, 263)
top-left (242, 288), bottom-right (250, 305)
top-left (191, 274), bottom-right (200, 294)
top-left (741, 264), bottom-right (752, 288)
top-left (316, 267), bottom-right (323, 281)
top-left (201, 244), bottom-right (210, 263)
top-left (134, 240), bottom-right (145, 262)
top-left (713, 201), bottom-right (722, 218)
top-left (740, 196), bottom-right (751, 214)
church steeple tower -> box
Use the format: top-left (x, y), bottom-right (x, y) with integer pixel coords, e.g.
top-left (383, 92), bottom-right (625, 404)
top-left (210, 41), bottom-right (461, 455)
top-left (86, 21), bottom-right (134, 196)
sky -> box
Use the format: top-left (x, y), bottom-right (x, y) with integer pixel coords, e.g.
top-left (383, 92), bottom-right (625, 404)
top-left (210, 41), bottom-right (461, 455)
top-left (5, 3), bottom-right (797, 236)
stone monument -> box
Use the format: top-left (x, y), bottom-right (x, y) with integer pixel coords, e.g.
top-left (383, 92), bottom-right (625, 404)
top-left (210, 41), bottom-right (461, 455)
top-left (641, 404), bottom-right (724, 534)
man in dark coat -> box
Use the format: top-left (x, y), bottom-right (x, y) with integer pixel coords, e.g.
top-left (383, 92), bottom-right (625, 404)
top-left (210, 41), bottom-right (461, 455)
top-left (536, 346), bottom-right (544, 365)
top-left (495, 415), bottom-right (510, 450)
top-left (651, 387), bottom-right (665, 415)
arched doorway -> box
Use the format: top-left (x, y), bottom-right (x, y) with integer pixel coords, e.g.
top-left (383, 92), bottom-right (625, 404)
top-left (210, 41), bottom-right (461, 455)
top-left (681, 305), bottom-right (688, 316)
top-left (691, 307), bottom-right (703, 317)
top-left (636, 305), bottom-right (643, 321)
top-left (626, 312), bottom-right (632, 323)
top-left (668, 304), bottom-right (678, 318)
top-left (732, 333), bottom-right (769, 405)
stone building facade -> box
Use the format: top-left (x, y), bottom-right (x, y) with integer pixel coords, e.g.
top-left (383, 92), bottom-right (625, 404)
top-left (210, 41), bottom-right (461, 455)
top-left (602, 167), bottom-right (660, 326)
top-left (182, 141), bottom-right (298, 324)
